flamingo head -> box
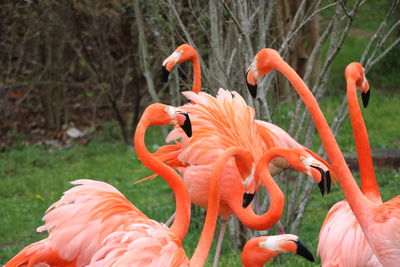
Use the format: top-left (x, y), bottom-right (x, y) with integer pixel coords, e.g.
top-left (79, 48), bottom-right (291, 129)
top-left (246, 48), bottom-right (282, 98)
top-left (277, 148), bottom-right (331, 195)
top-left (144, 104), bottom-right (192, 138)
top-left (230, 151), bottom-right (256, 208)
top-left (241, 234), bottom-right (315, 266)
top-left (161, 44), bottom-right (198, 82)
top-left (345, 62), bottom-right (370, 108)
top-left (241, 165), bottom-right (256, 208)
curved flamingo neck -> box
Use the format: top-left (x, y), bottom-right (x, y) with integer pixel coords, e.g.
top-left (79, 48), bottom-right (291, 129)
top-left (134, 114), bottom-right (191, 241)
top-left (271, 54), bottom-right (371, 219)
top-left (192, 56), bottom-right (201, 94)
top-left (347, 78), bottom-right (381, 201)
top-left (190, 147), bottom-right (251, 267)
top-left (229, 149), bottom-right (288, 230)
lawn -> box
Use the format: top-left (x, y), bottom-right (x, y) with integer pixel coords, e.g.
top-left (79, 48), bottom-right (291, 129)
top-left (1, 90), bottom-right (399, 266)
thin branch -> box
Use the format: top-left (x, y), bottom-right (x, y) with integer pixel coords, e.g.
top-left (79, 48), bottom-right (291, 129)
top-left (360, 0), bottom-right (399, 64)
top-left (280, 2), bottom-right (337, 54)
top-left (366, 36), bottom-right (400, 72)
top-left (166, 0), bottom-right (196, 46)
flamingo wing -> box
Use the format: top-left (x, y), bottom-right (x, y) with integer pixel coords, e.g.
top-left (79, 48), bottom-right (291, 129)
top-left (6, 179), bottom-right (146, 267)
top-left (87, 218), bottom-right (189, 267)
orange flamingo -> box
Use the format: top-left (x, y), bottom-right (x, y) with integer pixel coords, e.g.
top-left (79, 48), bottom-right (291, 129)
top-left (241, 234), bottom-right (314, 267)
top-left (317, 62), bottom-right (382, 266)
top-left (154, 89), bottom-right (330, 265)
top-left (162, 44), bottom-right (201, 94)
top-left (6, 103), bottom-right (194, 266)
top-left (246, 49), bottom-right (400, 266)
top-left (158, 44), bottom-right (331, 266)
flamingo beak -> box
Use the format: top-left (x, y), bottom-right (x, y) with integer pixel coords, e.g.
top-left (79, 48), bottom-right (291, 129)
top-left (242, 192), bottom-right (255, 208)
top-left (294, 239), bottom-right (315, 262)
top-left (311, 165), bottom-right (331, 195)
top-left (246, 68), bottom-right (258, 98)
top-left (161, 65), bottom-right (170, 82)
top-left (361, 89), bottom-right (370, 108)
top-left (177, 112), bottom-right (192, 138)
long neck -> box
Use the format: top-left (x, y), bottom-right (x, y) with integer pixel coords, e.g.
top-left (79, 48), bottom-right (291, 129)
top-left (347, 79), bottom-right (381, 201)
top-left (229, 151), bottom-right (285, 230)
top-left (190, 148), bottom-right (248, 267)
top-left (134, 118), bottom-right (191, 240)
top-left (192, 56), bottom-right (201, 93)
top-left (274, 59), bottom-right (371, 220)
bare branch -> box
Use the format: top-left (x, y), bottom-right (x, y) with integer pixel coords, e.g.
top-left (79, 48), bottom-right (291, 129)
top-left (360, 0), bottom-right (399, 64)
top-left (366, 36), bottom-right (400, 72)
top-left (280, 1), bottom-right (337, 54)
top-left (134, 0), bottom-right (159, 102)
top-left (166, 0), bottom-right (196, 46)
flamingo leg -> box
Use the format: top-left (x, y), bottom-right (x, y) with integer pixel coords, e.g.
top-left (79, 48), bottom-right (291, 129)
top-left (277, 220), bottom-right (286, 234)
top-left (212, 217), bottom-right (229, 267)
top-left (165, 211), bottom-right (176, 227)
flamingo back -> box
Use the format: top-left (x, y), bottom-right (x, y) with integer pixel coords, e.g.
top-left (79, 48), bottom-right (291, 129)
top-left (6, 179), bottom-right (146, 267)
top-left (318, 200), bottom-right (381, 267)
top-left (87, 218), bottom-right (189, 267)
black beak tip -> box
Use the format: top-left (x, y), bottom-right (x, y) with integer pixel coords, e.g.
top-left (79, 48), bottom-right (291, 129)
top-left (179, 113), bottom-right (192, 138)
top-left (242, 193), bottom-right (255, 208)
top-left (161, 65), bottom-right (170, 83)
top-left (295, 239), bottom-right (315, 262)
top-left (311, 165), bottom-right (331, 196)
top-left (247, 83), bottom-right (258, 98)
top-left (326, 170), bottom-right (331, 194)
top-left (245, 70), bottom-right (257, 98)
top-left (361, 90), bottom-right (370, 108)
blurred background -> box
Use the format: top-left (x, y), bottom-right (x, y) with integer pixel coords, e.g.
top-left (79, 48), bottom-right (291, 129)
top-left (1, 0), bottom-right (399, 266)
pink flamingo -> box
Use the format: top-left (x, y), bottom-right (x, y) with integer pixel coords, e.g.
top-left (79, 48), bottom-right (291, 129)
top-left (153, 90), bottom-right (330, 266)
top-left (241, 234), bottom-right (314, 267)
top-left (6, 103), bottom-right (194, 266)
top-left (317, 62), bottom-right (382, 266)
top-left (246, 48), bottom-right (400, 266)
top-left (159, 44), bottom-right (331, 266)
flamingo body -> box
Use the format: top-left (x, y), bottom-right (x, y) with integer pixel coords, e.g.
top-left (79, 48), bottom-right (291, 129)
top-left (6, 179), bottom-right (150, 267)
top-left (246, 51), bottom-right (400, 267)
top-left (318, 200), bottom-right (381, 267)
top-left (155, 89), bottom-right (328, 218)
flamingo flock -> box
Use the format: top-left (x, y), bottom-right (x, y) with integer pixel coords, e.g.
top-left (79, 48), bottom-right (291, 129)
top-left (5, 44), bottom-right (398, 267)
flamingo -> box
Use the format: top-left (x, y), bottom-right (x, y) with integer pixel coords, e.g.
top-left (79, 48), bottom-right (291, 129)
top-left (317, 62), bottom-right (382, 266)
top-left (246, 48), bottom-right (400, 266)
top-left (162, 44), bottom-right (201, 94)
top-left (241, 234), bottom-right (314, 267)
top-left (159, 44), bottom-right (331, 266)
top-left (5, 103), bottom-right (193, 267)
top-left (5, 106), bottom-right (317, 266)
